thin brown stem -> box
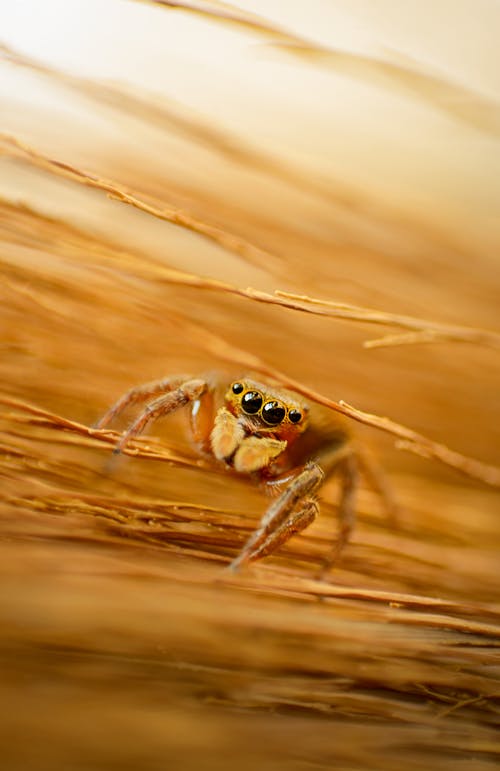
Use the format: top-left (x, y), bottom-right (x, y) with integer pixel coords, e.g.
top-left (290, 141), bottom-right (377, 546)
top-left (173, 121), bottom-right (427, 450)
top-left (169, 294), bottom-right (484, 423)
top-left (2, 138), bottom-right (499, 351)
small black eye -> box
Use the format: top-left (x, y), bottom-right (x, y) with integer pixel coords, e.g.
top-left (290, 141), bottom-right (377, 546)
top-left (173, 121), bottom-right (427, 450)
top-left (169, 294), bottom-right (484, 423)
top-left (289, 409), bottom-right (302, 424)
top-left (232, 382), bottom-right (244, 394)
top-left (241, 390), bottom-right (263, 414)
top-left (262, 401), bottom-right (286, 425)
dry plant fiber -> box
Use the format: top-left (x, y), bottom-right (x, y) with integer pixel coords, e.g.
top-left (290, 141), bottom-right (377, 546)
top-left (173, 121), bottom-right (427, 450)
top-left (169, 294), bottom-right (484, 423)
top-left (1, 2), bottom-right (500, 770)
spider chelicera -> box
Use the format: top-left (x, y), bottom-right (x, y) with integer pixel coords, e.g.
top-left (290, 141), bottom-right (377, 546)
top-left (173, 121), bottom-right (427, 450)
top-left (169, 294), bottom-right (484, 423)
top-left (96, 374), bottom-right (369, 574)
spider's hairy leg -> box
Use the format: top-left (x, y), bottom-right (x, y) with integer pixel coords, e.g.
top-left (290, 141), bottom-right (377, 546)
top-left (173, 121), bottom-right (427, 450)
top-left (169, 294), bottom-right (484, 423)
top-left (95, 374), bottom-right (194, 429)
top-left (112, 378), bottom-right (207, 455)
top-left (355, 444), bottom-right (400, 527)
top-left (245, 499), bottom-right (318, 562)
top-left (317, 452), bottom-right (359, 578)
top-left (228, 463), bottom-right (324, 572)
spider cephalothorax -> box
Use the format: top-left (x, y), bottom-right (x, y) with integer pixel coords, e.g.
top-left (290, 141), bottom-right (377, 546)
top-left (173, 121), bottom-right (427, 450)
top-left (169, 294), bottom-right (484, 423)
top-left (210, 379), bottom-right (309, 475)
top-left (97, 373), bottom-right (363, 574)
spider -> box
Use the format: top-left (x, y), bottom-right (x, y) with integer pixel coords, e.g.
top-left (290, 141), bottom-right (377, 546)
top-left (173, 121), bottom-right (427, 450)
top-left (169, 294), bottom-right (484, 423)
top-left (96, 374), bottom-right (381, 574)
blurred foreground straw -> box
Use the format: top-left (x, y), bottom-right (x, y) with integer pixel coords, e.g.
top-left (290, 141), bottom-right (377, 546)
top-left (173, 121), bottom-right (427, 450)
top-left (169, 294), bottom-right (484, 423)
top-left (1, 2), bottom-right (500, 770)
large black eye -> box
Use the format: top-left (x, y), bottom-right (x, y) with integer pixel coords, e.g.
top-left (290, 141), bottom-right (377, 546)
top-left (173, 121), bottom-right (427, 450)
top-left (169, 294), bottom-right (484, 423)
top-left (262, 401), bottom-right (286, 425)
top-left (232, 382), bottom-right (244, 394)
top-left (289, 409), bottom-right (302, 424)
top-left (241, 390), bottom-right (263, 414)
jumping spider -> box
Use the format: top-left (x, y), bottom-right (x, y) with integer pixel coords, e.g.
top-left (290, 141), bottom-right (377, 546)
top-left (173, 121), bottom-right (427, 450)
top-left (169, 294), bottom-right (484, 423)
top-left (97, 374), bottom-right (374, 574)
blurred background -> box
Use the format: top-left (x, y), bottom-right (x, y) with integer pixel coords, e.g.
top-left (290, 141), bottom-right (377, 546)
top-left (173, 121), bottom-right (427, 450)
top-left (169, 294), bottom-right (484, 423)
top-left (1, 2), bottom-right (499, 769)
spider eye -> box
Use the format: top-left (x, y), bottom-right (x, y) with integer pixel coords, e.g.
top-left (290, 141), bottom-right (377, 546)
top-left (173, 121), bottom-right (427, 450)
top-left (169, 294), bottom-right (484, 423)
top-left (289, 409), bottom-right (302, 424)
top-left (262, 401), bottom-right (286, 425)
top-left (241, 390), bottom-right (263, 414)
top-left (232, 382), bottom-right (244, 394)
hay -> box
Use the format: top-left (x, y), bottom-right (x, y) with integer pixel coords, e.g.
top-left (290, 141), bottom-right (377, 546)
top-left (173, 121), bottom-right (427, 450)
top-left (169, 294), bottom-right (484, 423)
top-left (1, 5), bottom-right (499, 769)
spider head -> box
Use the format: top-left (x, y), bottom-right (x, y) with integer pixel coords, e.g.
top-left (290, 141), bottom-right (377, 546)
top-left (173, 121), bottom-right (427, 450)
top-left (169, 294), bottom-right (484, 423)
top-left (225, 378), bottom-right (309, 442)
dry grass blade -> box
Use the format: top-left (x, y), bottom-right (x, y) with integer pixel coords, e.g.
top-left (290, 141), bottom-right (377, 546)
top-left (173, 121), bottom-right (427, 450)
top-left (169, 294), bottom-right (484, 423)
top-left (0, 133), bottom-right (280, 271)
top-left (138, 0), bottom-right (500, 136)
top-left (276, 291), bottom-right (500, 350)
top-left (0, 394), bottom-right (209, 469)
top-left (2, 126), bottom-right (498, 351)
top-left (0, 42), bottom-right (362, 213)
top-left (1, 5), bottom-right (500, 769)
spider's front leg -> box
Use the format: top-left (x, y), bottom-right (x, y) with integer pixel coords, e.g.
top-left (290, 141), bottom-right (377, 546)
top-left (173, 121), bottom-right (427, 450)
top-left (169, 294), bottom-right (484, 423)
top-left (97, 376), bottom-right (208, 455)
top-left (316, 452), bottom-right (359, 578)
top-left (229, 443), bottom-right (360, 575)
top-left (228, 462), bottom-right (324, 572)
top-left (96, 374), bottom-right (194, 429)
